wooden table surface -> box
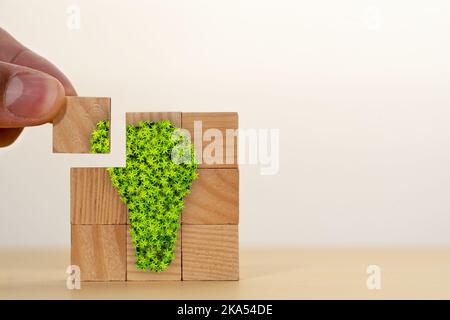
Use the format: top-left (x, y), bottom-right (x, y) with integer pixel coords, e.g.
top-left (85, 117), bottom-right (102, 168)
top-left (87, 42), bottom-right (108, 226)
top-left (1, 248), bottom-right (449, 299)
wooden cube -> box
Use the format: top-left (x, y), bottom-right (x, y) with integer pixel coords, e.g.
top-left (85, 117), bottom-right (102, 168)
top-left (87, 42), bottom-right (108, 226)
top-left (182, 225), bottom-right (239, 280)
top-left (126, 228), bottom-right (182, 281)
top-left (182, 169), bottom-right (239, 225)
top-left (126, 112), bottom-right (181, 127)
top-left (71, 225), bottom-right (126, 281)
top-left (71, 168), bottom-right (128, 225)
top-left (69, 111), bottom-right (240, 282)
top-left (182, 112), bottom-right (238, 168)
top-left (53, 97), bottom-right (110, 153)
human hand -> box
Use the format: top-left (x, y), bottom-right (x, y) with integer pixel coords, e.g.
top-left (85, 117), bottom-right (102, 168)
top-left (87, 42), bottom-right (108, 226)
top-left (0, 27), bottom-right (76, 147)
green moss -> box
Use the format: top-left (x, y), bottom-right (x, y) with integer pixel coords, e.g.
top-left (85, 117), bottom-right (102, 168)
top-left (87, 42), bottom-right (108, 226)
top-left (90, 121), bottom-right (110, 153)
top-left (90, 120), bottom-right (198, 272)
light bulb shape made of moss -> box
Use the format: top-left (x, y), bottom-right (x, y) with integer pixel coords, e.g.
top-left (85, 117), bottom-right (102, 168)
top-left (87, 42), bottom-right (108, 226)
top-left (91, 120), bottom-right (198, 272)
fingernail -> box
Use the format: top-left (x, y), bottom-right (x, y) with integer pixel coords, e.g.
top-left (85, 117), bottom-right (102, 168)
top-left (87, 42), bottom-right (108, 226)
top-left (5, 72), bottom-right (61, 118)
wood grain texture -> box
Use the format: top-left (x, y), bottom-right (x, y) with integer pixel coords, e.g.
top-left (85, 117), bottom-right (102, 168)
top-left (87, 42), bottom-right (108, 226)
top-left (126, 112), bottom-right (181, 127)
top-left (182, 169), bottom-right (239, 225)
top-left (71, 225), bottom-right (127, 281)
top-left (71, 168), bottom-right (128, 225)
top-left (126, 228), bottom-right (182, 281)
top-left (182, 225), bottom-right (239, 280)
top-left (182, 112), bottom-right (238, 168)
top-left (53, 97), bottom-right (110, 153)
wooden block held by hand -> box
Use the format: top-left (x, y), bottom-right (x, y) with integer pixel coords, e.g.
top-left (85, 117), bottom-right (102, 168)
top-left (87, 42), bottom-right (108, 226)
top-left (182, 225), bottom-right (239, 280)
top-left (126, 112), bottom-right (181, 127)
top-left (53, 97), bottom-right (110, 153)
top-left (71, 168), bottom-right (128, 225)
top-left (71, 225), bottom-right (127, 281)
top-left (182, 112), bottom-right (238, 168)
top-left (126, 228), bottom-right (182, 281)
top-left (182, 169), bottom-right (239, 225)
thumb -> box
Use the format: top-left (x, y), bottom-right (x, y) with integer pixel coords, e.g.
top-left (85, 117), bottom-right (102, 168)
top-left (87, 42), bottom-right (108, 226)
top-left (0, 61), bottom-right (65, 128)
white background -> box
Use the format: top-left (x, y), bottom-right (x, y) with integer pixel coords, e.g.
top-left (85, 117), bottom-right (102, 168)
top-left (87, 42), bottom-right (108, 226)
top-left (1, 0), bottom-right (450, 248)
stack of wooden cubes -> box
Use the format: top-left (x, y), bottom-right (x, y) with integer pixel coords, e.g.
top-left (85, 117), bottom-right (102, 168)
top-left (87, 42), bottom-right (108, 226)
top-left (53, 97), bottom-right (239, 281)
